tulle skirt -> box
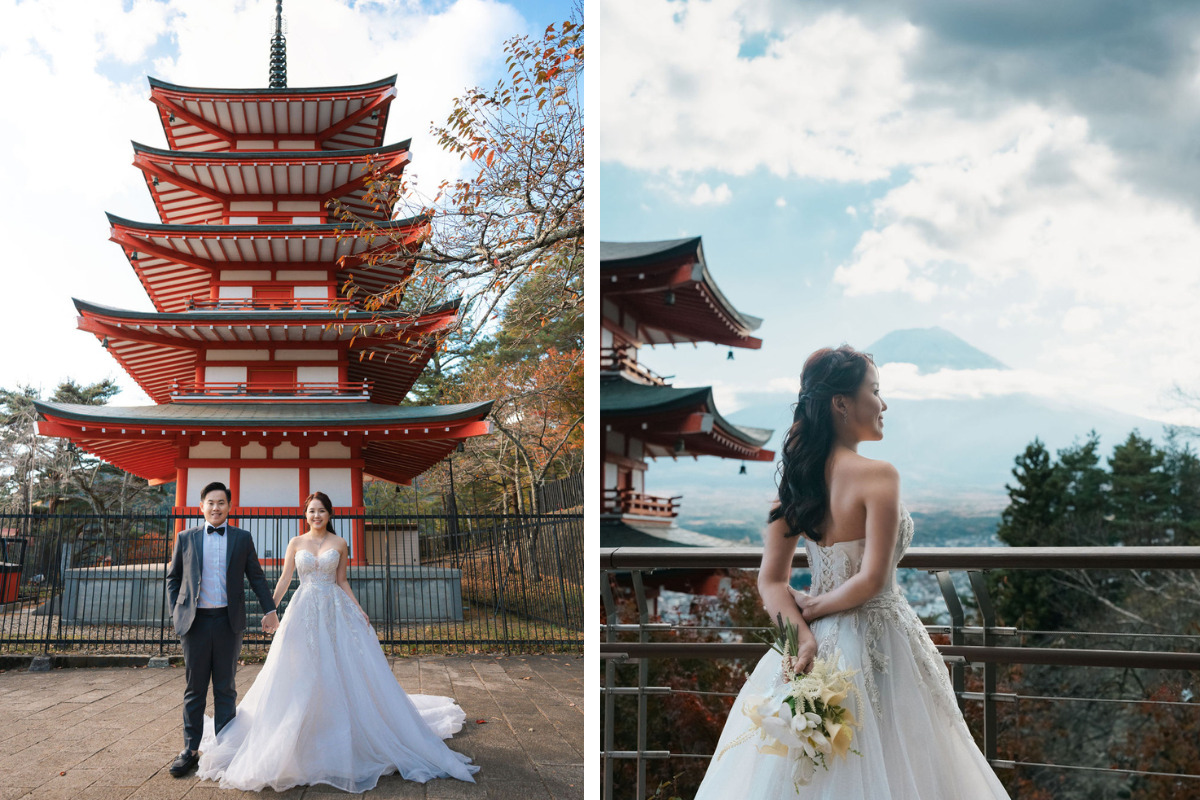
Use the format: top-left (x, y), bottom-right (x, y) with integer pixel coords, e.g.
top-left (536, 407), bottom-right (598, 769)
top-left (196, 582), bottom-right (479, 793)
top-left (695, 597), bottom-right (1011, 799)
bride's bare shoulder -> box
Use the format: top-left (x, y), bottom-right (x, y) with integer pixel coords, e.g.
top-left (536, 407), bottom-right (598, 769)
top-left (837, 452), bottom-right (899, 480)
top-left (834, 455), bottom-right (900, 507)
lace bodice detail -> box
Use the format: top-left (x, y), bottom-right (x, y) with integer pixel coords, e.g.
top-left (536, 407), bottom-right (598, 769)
top-left (295, 549), bottom-right (339, 585)
top-left (801, 506), bottom-right (958, 722)
top-left (805, 506), bottom-right (914, 595)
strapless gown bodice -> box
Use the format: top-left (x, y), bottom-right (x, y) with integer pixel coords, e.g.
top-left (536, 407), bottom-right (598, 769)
top-left (295, 548), bottom-right (340, 584)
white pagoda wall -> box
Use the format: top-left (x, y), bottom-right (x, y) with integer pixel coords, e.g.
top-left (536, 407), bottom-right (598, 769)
top-left (308, 468), bottom-right (352, 507)
top-left (185, 467), bottom-right (230, 503)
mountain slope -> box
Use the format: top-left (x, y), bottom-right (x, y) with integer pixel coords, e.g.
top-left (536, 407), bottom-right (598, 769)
top-left (866, 327), bottom-right (1008, 374)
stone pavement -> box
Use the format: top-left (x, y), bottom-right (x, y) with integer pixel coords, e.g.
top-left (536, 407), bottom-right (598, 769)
top-left (0, 655), bottom-right (583, 799)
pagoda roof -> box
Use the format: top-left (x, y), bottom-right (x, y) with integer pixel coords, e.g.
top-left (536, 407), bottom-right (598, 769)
top-left (34, 399), bottom-right (493, 485)
top-left (74, 298), bottom-right (457, 406)
top-left (600, 375), bottom-right (774, 461)
top-left (600, 237), bottom-right (763, 349)
top-left (148, 75), bottom-right (398, 152)
top-left (132, 141), bottom-right (410, 225)
top-left (107, 213), bottom-right (426, 313)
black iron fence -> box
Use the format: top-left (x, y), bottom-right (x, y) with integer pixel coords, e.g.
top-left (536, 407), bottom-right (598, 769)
top-left (600, 545), bottom-right (1200, 800)
top-left (0, 510), bottom-right (582, 655)
top-left (537, 472), bottom-right (584, 513)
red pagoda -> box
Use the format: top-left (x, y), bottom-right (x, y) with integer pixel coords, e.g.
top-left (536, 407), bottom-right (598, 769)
top-left (600, 237), bottom-right (774, 555)
top-left (35, 6), bottom-right (492, 564)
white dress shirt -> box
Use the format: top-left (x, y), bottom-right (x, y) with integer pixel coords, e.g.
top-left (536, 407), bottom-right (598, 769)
top-left (197, 522), bottom-right (228, 608)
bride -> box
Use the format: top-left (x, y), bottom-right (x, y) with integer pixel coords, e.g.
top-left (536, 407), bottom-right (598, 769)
top-left (694, 346), bottom-right (1010, 799)
top-left (195, 492), bottom-right (479, 793)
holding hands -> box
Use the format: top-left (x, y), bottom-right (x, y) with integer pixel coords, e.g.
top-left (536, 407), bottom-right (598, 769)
top-left (262, 610), bottom-right (279, 635)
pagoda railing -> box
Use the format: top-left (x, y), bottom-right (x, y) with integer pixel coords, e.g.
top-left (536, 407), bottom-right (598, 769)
top-left (602, 489), bottom-right (681, 519)
top-left (169, 380), bottom-right (371, 402)
top-left (600, 546), bottom-right (1200, 800)
top-left (600, 347), bottom-right (668, 386)
top-left (185, 297), bottom-right (354, 312)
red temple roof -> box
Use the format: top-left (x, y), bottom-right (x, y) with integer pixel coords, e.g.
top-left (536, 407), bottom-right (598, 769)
top-left (132, 141), bottom-right (410, 225)
top-left (148, 75), bottom-right (398, 152)
top-left (600, 237), bottom-right (763, 349)
top-left (34, 399), bottom-right (492, 485)
top-left (107, 214), bottom-right (426, 313)
top-left (600, 375), bottom-right (774, 462)
top-left (74, 299), bottom-right (456, 406)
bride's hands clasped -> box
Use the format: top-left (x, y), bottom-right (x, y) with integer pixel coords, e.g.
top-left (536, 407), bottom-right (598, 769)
top-left (788, 585), bottom-right (822, 624)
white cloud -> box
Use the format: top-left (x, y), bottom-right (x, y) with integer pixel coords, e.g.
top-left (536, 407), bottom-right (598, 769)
top-left (753, 364), bottom-right (1077, 403)
top-left (833, 109), bottom-right (1200, 410)
top-left (776, 197), bottom-right (787, 207)
top-left (599, 0), bottom-right (1200, 422)
top-left (688, 182), bottom-right (732, 205)
top-left (600, 3), bottom-right (924, 180)
top-left (0, 0), bottom-right (526, 403)
top-left (1061, 306), bottom-right (1102, 333)
top-left (876, 362), bottom-right (1079, 401)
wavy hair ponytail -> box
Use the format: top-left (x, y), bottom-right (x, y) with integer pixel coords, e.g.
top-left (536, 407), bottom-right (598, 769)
top-left (769, 345), bottom-right (874, 540)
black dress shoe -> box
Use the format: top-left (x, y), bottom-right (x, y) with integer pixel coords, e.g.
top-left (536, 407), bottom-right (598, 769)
top-left (169, 749), bottom-right (199, 777)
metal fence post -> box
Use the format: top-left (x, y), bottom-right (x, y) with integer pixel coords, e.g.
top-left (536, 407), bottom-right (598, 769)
top-left (968, 570), bottom-right (998, 762)
top-left (935, 570), bottom-right (967, 712)
top-left (600, 571), bottom-right (618, 800)
top-left (631, 570), bottom-right (650, 800)
top-left (160, 513), bottom-right (171, 657)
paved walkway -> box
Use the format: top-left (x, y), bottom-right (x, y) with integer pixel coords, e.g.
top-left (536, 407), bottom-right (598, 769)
top-left (0, 655), bottom-right (583, 799)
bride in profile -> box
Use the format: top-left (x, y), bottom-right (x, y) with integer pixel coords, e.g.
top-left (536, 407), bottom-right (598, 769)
top-left (695, 346), bottom-right (1010, 798)
top-left (196, 491), bottom-right (479, 793)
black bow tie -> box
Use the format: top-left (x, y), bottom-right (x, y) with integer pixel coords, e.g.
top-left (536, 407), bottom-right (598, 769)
top-left (206, 525), bottom-right (224, 536)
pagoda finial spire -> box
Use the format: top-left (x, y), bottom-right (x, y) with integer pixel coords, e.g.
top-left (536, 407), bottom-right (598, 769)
top-left (268, 0), bottom-right (287, 89)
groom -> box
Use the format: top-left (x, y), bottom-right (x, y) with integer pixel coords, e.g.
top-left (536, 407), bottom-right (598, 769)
top-left (166, 481), bottom-right (279, 777)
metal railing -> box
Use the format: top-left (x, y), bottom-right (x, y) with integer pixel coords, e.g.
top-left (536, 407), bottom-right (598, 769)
top-left (600, 346), bottom-right (668, 386)
top-left (599, 545), bottom-right (1200, 800)
top-left (602, 489), bottom-right (680, 519)
top-left (0, 510), bottom-right (582, 656)
top-left (168, 380), bottom-right (372, 401)
top-left (536, 472), bottom-right (584, 513)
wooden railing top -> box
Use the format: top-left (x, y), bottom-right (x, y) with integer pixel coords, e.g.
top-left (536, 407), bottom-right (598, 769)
top-left (600, 545), bottom-right (1200, 570)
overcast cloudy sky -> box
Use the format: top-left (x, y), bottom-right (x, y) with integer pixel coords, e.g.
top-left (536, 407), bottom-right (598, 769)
top-left (600, 0), bottom-right (1200, 428)
top-left (0, 0), bottom-right (566, 405)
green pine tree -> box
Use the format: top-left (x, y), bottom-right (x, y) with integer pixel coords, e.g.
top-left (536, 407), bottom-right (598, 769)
top-left (1108, 430), bottom-right (1171, 533)
top-left (991, 439), bottom-right (1066, 631)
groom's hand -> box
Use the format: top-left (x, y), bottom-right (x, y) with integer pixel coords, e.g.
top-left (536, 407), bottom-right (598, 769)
top-left (261, 611), bottom-right (279, 634)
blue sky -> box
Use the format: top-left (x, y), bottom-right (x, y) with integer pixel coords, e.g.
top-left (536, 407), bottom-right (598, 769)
top-left (0, 0), bottom-right (575, 405)
top-left (599, 0), bottom-right (1200, 430)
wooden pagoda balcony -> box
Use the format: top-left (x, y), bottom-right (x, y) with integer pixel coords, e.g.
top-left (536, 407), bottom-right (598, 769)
top-left (169, 380), bottom-right (372, 402)
top-left (602, 489), bottom-right (681, 520)
top-left (600, 347), bottom-right (667, 386)
top-left (185, 297), bottom-right (354, 312)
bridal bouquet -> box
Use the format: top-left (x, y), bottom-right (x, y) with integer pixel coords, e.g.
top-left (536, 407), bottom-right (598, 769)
top-left (719, 614), bottom-right (863, 788)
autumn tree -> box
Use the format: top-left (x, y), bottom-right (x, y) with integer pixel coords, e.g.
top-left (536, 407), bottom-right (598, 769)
top-left (329, 17), bottom-right (582, 347)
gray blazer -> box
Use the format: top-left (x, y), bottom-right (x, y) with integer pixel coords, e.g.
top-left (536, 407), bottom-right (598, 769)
top-left (165, 524), bottom-right (277, 637)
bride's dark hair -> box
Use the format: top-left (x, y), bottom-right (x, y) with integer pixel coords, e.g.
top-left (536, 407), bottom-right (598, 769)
top-left (769, 345), bottom-right (875, 541)
top-left (303, 491), bottom-right (337, 534)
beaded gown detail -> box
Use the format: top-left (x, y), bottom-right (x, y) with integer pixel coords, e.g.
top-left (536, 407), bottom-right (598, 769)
top-left (694, 507), bottom-right (1011, 799)
top-left (196, 548), bottom-right (479, 793)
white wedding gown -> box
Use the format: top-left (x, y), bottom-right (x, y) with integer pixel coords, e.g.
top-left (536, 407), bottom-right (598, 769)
top-left (196, 549), bottom-right (479, 793)
top-left (695, 507), bottom-right (1011, 799)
